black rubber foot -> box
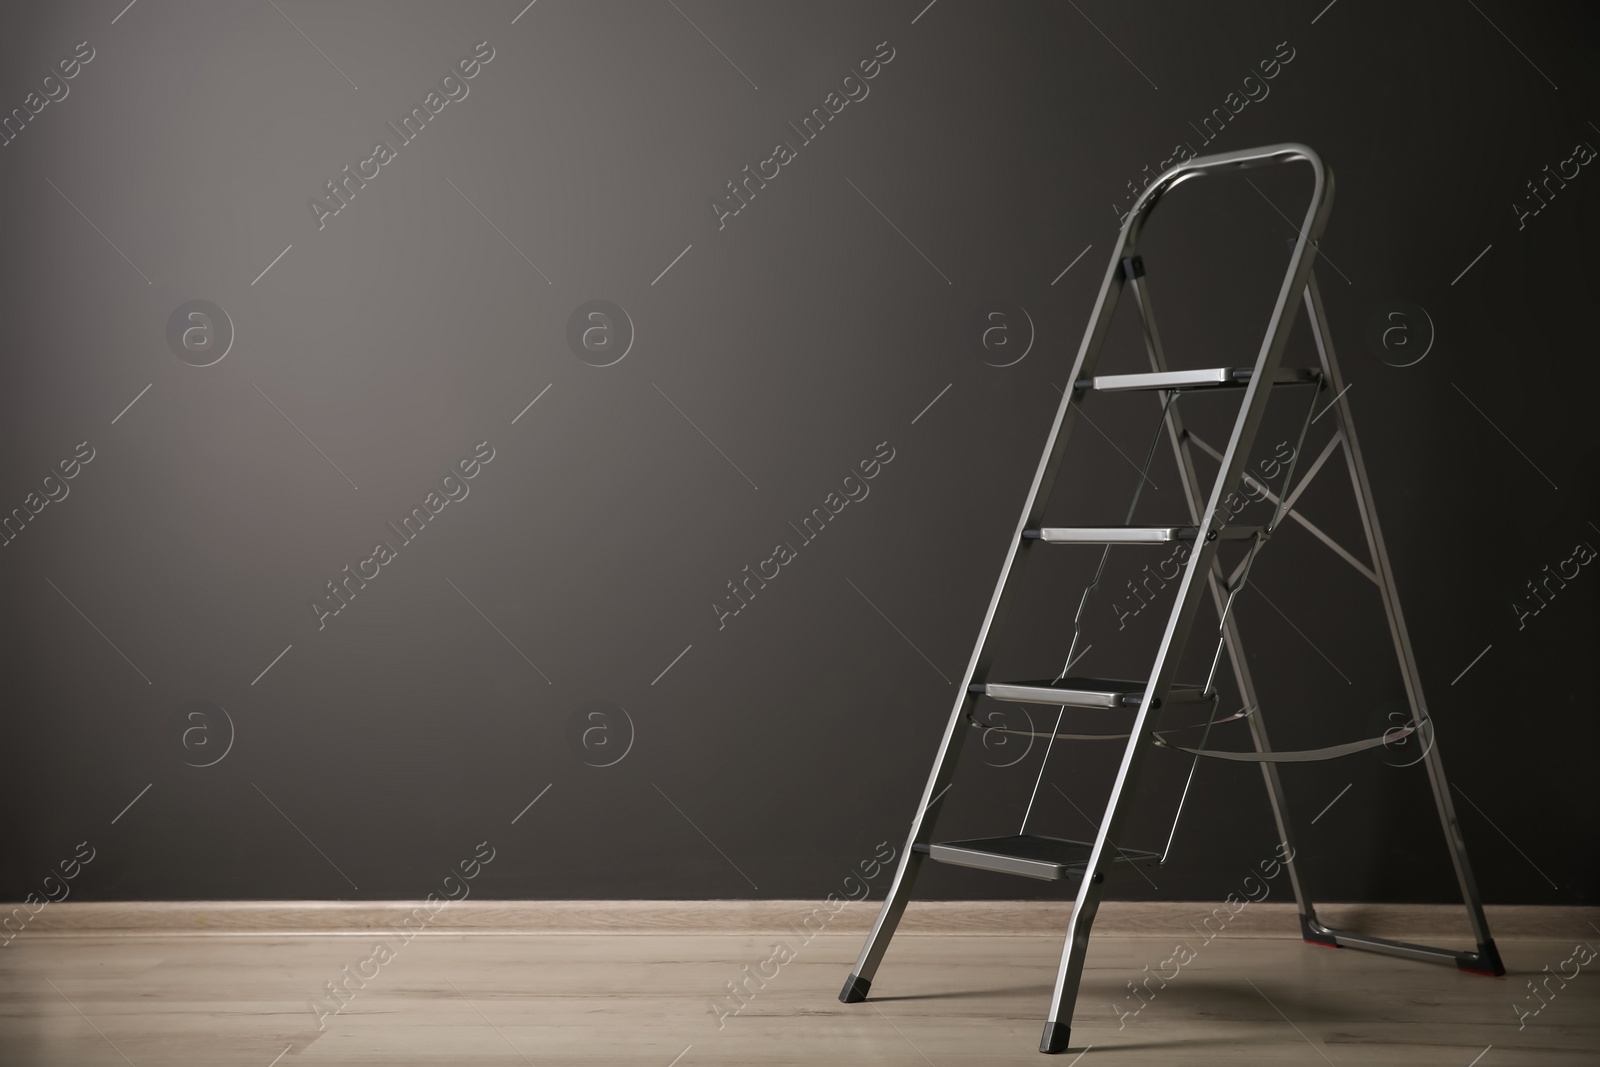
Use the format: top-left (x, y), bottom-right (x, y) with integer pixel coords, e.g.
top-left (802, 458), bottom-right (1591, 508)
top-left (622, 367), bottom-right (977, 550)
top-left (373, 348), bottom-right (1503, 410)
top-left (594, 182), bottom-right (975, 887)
top-left (839, 973), bottom-right (872, 1004)
top-left (1039, 1021), bottom-right (1071, 1054)
top-left (1457, 939), bottom-right (1506, 977)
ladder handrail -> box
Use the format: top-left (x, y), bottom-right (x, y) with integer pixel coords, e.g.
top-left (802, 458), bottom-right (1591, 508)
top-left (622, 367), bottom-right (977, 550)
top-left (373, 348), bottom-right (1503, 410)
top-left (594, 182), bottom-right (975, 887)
top-left (1119, 142), bottom-right (1330, 252)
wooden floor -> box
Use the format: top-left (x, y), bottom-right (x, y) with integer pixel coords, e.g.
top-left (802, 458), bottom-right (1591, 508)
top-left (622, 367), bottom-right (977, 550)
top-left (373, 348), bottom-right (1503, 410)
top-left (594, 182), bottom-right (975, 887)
top-left (2, 911), bottom-right (1596, 1065)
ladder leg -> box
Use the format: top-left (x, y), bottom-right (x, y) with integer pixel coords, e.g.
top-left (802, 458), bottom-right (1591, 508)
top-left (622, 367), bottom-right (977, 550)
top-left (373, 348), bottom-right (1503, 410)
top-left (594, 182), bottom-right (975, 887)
top-left (844, 247), bottom-right (1134, 1004)
top-left (1039, 886), bottom-right (1100, 1051)
top-left (1038, 800), bottom-right (1113, 1052)
top-left (1038, 684), bottom-right (1184, 1052)
top-left (839, 692), bottom-right (974, 1001)
top-left (840, 855), bottom-right (922, 1001)
top-left (1041, 235), bottom-right (1309, 1051)
top-left (1037, 532), bottom-right (1247, 1050)
top-left (1301, 274), bottom-right (1502, 972)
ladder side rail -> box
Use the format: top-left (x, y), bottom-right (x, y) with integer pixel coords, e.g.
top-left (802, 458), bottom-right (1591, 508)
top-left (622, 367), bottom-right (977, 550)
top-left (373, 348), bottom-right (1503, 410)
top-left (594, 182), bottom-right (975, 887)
top-left (1300, 274), bottom-right (1500, 968)
top-left (1037, 471), bottom-right (1259, 1050)
top-left (844, 209), bottom-right (1142, 998)
top-left (1040, 147), bottom-right (1332, 1053)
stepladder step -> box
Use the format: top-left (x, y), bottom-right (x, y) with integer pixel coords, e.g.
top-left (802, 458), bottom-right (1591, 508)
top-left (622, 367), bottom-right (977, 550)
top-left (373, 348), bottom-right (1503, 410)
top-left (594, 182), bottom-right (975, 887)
top-left (1074, 366), bottom-right (1321, 392)
top-left (921, 834), bottom-right (1158, 882)
top-left (975, 677), bottom-right (1213, 710)
top-left (1026, 524), bottom-right (1263, 544)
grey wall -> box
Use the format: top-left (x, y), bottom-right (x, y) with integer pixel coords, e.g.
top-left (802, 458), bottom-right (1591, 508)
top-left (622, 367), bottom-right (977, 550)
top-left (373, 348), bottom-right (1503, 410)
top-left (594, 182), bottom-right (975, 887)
top-left (1, 0), bottom-right (1595, 908)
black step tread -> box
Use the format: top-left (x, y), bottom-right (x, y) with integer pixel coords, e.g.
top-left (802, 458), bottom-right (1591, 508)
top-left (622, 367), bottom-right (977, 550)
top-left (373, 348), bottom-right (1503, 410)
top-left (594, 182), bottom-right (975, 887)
top-left (1074, 367), bottom-right (1320, 392)
top-left (924, 834), bottom-right (1159, 882)
top-left (974, 677), bottom-right (1212, 709)
top-left (1025, 525), bottom-right (1263, 544)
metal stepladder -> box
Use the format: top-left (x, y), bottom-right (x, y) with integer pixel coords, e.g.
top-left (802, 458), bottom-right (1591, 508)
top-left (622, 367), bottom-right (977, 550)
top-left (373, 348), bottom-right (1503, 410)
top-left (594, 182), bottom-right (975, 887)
top-left (838, 144), bottom-right (1503, 1055)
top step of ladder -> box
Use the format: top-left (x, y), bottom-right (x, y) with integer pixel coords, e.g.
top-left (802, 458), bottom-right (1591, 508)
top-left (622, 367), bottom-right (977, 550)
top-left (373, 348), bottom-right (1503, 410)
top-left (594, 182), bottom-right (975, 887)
top-left (1074, 367), bottom-right (1322, 392)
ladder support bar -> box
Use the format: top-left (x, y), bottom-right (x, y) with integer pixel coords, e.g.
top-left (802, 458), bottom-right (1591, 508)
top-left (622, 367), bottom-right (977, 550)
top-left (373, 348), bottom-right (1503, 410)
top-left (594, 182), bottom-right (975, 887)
top-left (1187, 429), bottom-right (1380, 586)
